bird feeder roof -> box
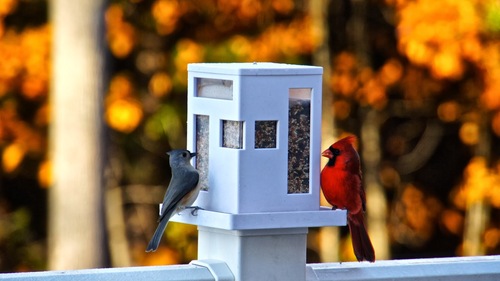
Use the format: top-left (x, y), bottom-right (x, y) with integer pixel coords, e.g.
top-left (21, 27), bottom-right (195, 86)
top-left (188, 62), bottom-right (323, 76)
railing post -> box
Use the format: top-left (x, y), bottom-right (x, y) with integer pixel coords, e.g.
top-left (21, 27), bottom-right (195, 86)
top-left (198, 227), bottom-right (308, 281)
top-left (171, 63), bottom-right (346, 281)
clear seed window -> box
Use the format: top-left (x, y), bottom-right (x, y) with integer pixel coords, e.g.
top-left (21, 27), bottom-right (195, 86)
top-left (196, 115), bottom-right (209, 191)
top-left (255, 121), bottom-right (278, 149)
top-left (288, 88), bottom-right (311, 194)
top-left (222, 120), bottom-right (244, 149)
top-left (196, 78), bottom-right (233, 100)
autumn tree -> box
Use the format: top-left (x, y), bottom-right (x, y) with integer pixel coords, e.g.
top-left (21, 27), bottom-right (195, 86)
top-left (330, 0), bottom-right (500, 259)
top-left (48, 0), bottom-right (107, 269)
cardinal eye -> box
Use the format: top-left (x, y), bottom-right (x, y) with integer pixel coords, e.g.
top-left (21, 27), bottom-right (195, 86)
top-left (329, 147), bottom-right (340, 156)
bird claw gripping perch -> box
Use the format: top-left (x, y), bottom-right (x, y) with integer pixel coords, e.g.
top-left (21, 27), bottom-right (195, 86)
top-left (186, 206), bottom-right (203, 216)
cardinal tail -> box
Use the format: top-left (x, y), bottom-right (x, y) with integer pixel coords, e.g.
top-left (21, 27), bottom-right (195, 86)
top-left (348, 212), bottom-right (375, 262)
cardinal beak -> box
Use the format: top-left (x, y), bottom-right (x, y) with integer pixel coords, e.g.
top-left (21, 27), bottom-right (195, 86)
top-left (321, 149), bottom-right (333, 158)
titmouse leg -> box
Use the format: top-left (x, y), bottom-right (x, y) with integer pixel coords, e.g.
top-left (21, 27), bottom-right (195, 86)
top-left (186, 206), bottom-right (203, 216)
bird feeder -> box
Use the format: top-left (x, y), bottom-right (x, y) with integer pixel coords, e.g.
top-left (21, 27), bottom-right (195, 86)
top-left (171, 63), bottom-right (346, 281)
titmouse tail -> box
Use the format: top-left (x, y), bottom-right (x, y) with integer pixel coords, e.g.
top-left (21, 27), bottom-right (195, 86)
top-left (146, 216), bottom-right (170, 252)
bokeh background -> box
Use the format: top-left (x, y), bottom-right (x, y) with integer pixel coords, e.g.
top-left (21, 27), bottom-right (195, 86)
top-left (1, 0), bottom-right (500, 272)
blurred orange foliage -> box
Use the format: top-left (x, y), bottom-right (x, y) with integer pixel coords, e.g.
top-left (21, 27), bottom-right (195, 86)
top-left (37, 159), bottom-right (51, 188)
top-left (105, 75), bottom-right (143, 133)
top-left (0, 22), bottom-right (49, 177)
top-left (151, 0), bottom-right (182, 35)
top-left (441, 209), bottom-right (464, 236)
top-left (149, 72), bottom-right (173, 98)
top-left (484, 227), bottom-right (500, 251)
top-left (459, 122), bottom-right (480, 146)
top-left (455, 157), bottom-right (500, 208)
top-left (492, 111), bottom-right (500, 137)
top-left (391, 184), bottom-right (443, 247)
top-left (0, 0), bottom-right (17, 36)
top-left (331, 52), bottom-right (404, 109)
top-left (437, 101), bottom-right (461, 123)
top-left (397, 0), bottom-right (478, 80)
top-left (0, 25), bottom-right (50, 99)
top-left (2, 142), bottom-right (25, 173)
top-left (106, 4), bottom-right (136, 58)
top-left (395, 0), bottom-right (500, 112)
top-left (21, 26), bottom-right (50, 100)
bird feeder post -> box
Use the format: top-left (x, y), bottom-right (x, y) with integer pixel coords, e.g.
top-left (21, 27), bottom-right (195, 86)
top-left (171, 63), bottom-right (346, 281)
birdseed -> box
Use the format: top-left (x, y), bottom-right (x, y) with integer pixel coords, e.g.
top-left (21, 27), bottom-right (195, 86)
top-left (195, 115), bottom-right (209, 191)
top-left (255, 120), bottom-right (278, 148)
top-left (222, 120), bottom-right (244, 149)
top-left (288, 98), bottom-right (310, 193)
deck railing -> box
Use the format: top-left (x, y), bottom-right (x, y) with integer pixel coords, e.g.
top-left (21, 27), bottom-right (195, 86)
top-left (1, 255), bottom-right (499, 281)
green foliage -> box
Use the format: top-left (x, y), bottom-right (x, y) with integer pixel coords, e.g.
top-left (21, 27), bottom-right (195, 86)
top-left (485, 1), bottom-right (500, 34)
top-left (145, 104), bottom-right (186, 148)
top-left (0, 208), bottom-right (45, 271)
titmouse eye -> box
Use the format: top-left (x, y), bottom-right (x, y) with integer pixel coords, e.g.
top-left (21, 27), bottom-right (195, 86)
top-left (182, 152), bottom-right (188, 158)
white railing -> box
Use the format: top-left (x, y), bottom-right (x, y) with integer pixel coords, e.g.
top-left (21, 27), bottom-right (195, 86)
top-left (0, 260), bottom-right (233, 281)
top-left (307, 255), bottom-right (500, 281)
top-left (1, 256), bottom-right (499, 281)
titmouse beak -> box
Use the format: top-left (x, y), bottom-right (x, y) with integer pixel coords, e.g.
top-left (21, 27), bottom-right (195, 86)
top-left (190, 152), bottom-right (197, 158)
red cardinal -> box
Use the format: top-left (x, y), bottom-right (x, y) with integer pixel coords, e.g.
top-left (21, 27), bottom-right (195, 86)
top-left (320, 135), bottom-right (375, 262)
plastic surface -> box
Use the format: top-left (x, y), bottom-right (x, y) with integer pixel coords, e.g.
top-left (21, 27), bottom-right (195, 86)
top-left (0, 265), bottom-right (215, 281)
top-left (188, 62), bottom-right (323, 75)
top-left (197, 227), bottom-right (309, 281)
top-left (190, 259), bottom-right (234, 281)
top-left (187, 62), bottom-right (324, 216)
top-left (307, 256), bottom-right (500, 281)
top-left (171, 207), bottom-right (347, 230)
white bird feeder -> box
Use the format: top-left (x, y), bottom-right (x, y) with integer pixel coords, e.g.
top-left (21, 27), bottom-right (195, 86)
top-left (171, 62), bottom-right (346, 281)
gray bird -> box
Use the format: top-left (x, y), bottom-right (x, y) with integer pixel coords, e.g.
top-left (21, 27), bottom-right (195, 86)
top-left (146, 149), bottom-right (200, 252)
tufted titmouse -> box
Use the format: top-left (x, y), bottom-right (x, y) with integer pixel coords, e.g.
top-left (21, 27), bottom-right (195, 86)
top-left (146, 149), bottom-right (200, 252)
